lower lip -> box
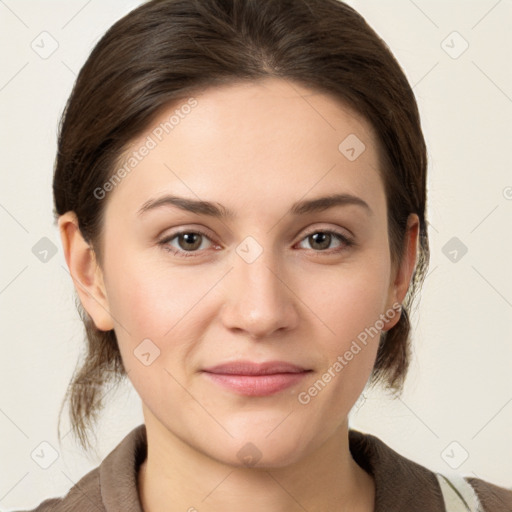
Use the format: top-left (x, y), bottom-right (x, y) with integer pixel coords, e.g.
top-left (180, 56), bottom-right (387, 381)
top-left (202, 371), bottom-right (309, 396)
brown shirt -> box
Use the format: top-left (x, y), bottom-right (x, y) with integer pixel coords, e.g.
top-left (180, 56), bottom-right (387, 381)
top-left (17, 423), bottom-right (512, 511)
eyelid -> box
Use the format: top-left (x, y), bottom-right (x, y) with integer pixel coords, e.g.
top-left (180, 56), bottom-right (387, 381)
top-left (300, 224), bottom-right (353, 241)
top-left (158, 224), bottom-right (217, 244)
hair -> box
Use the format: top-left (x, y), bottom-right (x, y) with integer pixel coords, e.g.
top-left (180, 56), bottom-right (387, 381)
top-left (53, 0), bottom-right (429, 452)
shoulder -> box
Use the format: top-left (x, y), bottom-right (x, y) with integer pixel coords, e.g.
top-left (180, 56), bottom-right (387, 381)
top-left (466, 476), bottom-right (512, 512)
top-left (9, 424), bottom-right (147, 512)
top-left (11, 467), bottom-right (102, 512)
top-left (348, 429), bottom-right (512, 512)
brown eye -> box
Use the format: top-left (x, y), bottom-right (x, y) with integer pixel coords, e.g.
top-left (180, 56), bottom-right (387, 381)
top-left (159, 230), bottom-right (214, 257)
top-left (308, 232), bottom-right (332, 251)
top-left (297, 230), bottom-right (353, 253)
top-left (177, 232), bottom-right (203, 251)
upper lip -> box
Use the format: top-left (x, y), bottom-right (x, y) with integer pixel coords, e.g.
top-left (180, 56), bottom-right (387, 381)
top-left (202, 361), bottom-right (310, 375)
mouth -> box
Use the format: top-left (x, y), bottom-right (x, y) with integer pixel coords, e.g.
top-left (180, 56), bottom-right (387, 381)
top-left (201, 361), bottom-right (312, 396)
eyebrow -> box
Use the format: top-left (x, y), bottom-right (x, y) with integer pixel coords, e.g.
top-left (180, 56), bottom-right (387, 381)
top-left (137, 193), bottom-right (372, 219)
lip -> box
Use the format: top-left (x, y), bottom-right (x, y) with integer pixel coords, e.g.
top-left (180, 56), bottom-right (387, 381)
top-left (201, 360), bottom-right (312, 396)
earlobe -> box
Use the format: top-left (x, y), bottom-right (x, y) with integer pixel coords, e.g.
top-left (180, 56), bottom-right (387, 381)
top-left (383, 214), bottom-right (420, 331)
top-left (58, 212), bottom-right (115, 332)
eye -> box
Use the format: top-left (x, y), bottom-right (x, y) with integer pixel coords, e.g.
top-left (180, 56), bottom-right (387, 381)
top-left (159, 230), bottom-right (216, 257)
top-left (159, 228), bottom-right (354, 258)
top-left (296, 229), bottom-right (353, 253)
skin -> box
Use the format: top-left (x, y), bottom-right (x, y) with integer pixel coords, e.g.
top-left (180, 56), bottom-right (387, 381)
top-left (59, 77), bottom-right (419, 512)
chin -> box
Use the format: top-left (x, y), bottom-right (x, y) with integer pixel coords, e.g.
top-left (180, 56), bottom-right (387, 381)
top-left (202, 426), bottom-right (318, 470)
top-left (218, 445), bottom-right (306, 470)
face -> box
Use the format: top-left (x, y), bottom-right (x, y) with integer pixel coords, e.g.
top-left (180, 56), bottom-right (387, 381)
top-left (72, 78), bottom-right (412, 468)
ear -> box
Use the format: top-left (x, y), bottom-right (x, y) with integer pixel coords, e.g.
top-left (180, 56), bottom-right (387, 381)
top-left (58, 211), bottom-right (115, 332)
top-left (382, 213), bottom-right (420, 331)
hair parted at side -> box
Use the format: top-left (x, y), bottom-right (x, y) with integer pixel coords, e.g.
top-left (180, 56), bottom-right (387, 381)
top-left (53, 0), bottom-right (429, 452)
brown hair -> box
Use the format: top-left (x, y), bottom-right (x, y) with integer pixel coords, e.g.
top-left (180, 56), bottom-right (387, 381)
top-left (53, 0), bottom-right (429, 451)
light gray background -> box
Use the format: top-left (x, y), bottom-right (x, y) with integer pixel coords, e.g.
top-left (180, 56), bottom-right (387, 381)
top-left (1, 0), bottom-right (511, 509)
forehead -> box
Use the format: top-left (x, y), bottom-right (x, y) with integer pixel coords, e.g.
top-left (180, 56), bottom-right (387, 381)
top-left (105, 78), bottom-right (385, 220)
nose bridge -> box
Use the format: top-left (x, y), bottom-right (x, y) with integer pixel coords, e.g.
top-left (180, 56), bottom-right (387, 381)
top-left (221, 236), bottom-right (297, 337)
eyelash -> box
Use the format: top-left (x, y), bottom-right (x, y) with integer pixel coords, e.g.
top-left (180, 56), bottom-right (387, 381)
top-left (158, 228), bottom-right (354, 258)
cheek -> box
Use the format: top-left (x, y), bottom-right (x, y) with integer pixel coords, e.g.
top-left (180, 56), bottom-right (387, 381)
top-left (104, 261), bottom-right (198, 405)
top-left (297, 249), bottom-right (392, 402)
top-left (304, 252), bottom-right (392, 349)
top-left (103, 253), bottom-right (225, 377)
top-left (106, 269), bottom-right (171, 338)
top-left (104, 251), bottom-right (209, 338)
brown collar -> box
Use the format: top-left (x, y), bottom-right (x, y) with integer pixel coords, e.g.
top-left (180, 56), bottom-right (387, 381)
top-left (98, 424), bottom-right (445, 511)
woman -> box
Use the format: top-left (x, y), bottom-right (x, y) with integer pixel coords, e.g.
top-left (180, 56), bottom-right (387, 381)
top-left (19, 0), bottom-right (511, 510)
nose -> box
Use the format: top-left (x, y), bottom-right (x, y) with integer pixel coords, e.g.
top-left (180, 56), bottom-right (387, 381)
top-left (219, 245), bottom-right (299, 339)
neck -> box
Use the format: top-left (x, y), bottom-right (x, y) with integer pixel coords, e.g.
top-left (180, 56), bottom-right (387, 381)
top-left (138, 414), bottom-right (374, 512)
